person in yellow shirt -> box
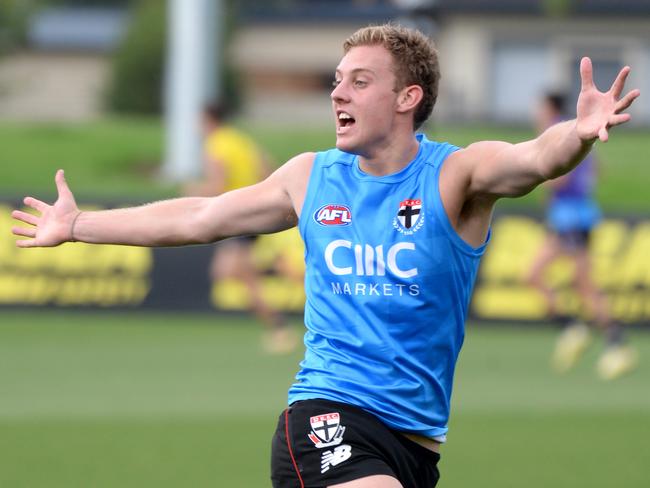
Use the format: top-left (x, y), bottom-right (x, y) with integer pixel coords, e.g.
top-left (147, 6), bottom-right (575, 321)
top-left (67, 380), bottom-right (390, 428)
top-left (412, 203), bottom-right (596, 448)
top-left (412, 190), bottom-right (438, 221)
top-left (199, 105), bottom-right (266, 194)
top-left (185, 103), bottom-right (298, 354)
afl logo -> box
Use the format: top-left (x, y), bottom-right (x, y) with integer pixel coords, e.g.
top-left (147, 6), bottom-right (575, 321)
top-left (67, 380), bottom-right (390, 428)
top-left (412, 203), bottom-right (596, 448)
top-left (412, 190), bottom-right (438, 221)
top-left (314, 204), bottom-right (352, 226)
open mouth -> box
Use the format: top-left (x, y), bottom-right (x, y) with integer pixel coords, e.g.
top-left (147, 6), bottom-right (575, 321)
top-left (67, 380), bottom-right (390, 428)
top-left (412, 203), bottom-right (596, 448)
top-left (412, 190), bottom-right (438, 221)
top-left (337, 111), bottom-right (356, 129)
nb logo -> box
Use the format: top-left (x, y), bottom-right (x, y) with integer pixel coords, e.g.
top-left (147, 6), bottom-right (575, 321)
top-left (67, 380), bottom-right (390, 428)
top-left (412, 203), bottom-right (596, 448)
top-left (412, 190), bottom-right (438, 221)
top-left (321, 444), bottom-right (352, 474)
top-left (324, 240), bottom-right (418, 278)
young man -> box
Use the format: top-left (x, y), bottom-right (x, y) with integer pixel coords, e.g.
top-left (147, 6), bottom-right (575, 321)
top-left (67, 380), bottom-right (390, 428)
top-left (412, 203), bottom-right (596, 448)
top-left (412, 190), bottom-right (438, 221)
top-left (527, 93), bottom-right (637, 380)
top-left (184, 103), bottom-right (298, 354)
top-left (12, 24), bottom-right (639, 488)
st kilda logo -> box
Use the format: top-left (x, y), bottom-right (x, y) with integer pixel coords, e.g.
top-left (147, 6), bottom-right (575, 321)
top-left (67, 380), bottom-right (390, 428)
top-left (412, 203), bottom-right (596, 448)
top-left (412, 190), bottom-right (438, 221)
top-left (308, 412), bottom-right (346, 448)
top-left (314, 204), bottom-right (352, 226)
top-left (393, 198), bottom-right (424, 235)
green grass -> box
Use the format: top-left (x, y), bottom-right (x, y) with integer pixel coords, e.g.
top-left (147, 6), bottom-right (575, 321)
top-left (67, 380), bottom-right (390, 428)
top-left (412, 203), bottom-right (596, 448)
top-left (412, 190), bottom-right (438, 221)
top-left (1, 311), bottom-right (649, 487)
top-left (0, 117), bottom-right (169, 202)
top-left (1, 118), bottom-right (649, 211)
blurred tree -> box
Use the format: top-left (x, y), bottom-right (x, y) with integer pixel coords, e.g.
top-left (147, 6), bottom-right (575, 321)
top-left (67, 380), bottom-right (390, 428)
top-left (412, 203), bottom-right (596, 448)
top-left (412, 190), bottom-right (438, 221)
top-left (105, 0), bottom-right (165, 114)
top-left (0, 0), bottom-right (34, 53)
top-left (542, 0), bottom-right (573, 17)
top-left (106, 0), bottom-right (241, 115)
top-left (42, 0), bottom-right (133, 6)
top-left (218, 0), bottom-right (243, 114)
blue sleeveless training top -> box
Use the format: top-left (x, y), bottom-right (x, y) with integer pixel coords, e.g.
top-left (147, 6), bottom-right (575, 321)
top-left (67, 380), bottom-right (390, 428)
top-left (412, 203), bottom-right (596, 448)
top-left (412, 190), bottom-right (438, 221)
top-left (288, 134), bottom-right (489, 440)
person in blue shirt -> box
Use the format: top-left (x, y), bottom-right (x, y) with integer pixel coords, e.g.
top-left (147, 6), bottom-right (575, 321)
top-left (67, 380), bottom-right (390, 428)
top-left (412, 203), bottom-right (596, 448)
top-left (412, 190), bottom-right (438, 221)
top-left (12, 24), bottom-right (640, 488)
top-left (527, 92), bottom-right (637, 380)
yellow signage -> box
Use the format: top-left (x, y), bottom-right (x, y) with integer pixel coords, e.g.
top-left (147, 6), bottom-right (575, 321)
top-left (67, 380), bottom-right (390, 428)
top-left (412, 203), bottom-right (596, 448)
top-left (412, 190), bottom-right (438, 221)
top-left (4, 200), bottom-right (648, 324)
top-left (211, 228), bottom-right (306, 312)
top-left (473, 215), bottom-right (650, 323)
top-left (1, 204), bottom-right (152, 306)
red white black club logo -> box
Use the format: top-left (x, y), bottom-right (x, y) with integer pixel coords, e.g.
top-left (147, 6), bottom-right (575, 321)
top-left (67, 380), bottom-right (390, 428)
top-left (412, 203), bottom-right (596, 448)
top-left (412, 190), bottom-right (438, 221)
top-left (308, 412), bottom-right (345, 448)
top-left (393, 198), bottom-right (424, 235)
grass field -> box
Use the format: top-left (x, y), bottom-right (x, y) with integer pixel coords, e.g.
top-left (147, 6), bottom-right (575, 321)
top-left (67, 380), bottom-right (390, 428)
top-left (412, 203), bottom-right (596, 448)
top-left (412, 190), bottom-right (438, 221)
top-left (1, 311), bottom-right (648, 487)
top-left (2, 117), bottom-right (649, 487)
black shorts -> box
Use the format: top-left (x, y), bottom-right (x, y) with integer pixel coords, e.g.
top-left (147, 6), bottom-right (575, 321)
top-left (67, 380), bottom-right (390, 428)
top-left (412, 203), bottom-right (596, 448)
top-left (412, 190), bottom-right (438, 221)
top-left (271, 399), bottom-right (440, 488)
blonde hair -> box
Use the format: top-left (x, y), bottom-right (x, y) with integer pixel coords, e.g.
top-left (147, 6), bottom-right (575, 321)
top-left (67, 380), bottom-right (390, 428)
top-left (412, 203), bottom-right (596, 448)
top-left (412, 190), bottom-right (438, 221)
top-left (343, 24), bottom-right (440, 130)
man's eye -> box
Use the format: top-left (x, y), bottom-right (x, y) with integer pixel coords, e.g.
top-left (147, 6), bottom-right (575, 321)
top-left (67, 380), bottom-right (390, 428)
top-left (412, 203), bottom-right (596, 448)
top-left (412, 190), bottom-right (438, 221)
top-left (354, 80), bottom-right (368, 87)
top-left (332, 79), bottom-right (341, 87)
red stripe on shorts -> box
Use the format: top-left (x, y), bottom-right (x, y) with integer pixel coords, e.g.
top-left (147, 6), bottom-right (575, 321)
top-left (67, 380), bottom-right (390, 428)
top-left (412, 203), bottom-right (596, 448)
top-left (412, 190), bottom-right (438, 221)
top-left (285, 408), bottom-right (305, 488)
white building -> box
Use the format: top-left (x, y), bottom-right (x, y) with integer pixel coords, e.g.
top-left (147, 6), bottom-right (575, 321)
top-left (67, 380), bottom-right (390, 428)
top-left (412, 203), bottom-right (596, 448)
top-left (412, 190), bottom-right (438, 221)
top-left (1, 1), bottom-right (649, 125)
top-left (233, 0), bottom-right (650, 125)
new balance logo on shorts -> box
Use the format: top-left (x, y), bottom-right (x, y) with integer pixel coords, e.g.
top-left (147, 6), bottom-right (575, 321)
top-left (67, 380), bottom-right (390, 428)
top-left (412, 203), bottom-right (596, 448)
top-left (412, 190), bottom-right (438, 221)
top-left (307, 411), bottom-right (353, 474)
top-left (321, 445), bottom-right (352, 473)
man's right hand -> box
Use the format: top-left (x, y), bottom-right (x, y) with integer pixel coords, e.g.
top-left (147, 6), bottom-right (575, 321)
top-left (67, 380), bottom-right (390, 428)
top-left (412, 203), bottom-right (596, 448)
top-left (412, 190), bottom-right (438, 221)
top-left (11, 169), bottom-right (81, 248)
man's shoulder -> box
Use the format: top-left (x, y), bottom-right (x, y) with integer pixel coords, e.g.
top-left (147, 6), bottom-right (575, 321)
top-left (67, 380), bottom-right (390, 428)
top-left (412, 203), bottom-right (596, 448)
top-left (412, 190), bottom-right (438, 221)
top-left (274, 148), bottom-right (354, 186)
top-left (278, 152), bottom-right (317, 179)
top-left (417, 134), bottom-right (461, 167)
top-left (314, 147), bottom-right (356, 167)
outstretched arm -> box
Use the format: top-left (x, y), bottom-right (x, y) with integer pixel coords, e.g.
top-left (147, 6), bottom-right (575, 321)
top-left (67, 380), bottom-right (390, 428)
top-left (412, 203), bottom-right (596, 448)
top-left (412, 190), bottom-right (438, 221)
top-left (12, 153), bottom-right (314, 248)
top-left (455, 57), bottom-right (640, 200)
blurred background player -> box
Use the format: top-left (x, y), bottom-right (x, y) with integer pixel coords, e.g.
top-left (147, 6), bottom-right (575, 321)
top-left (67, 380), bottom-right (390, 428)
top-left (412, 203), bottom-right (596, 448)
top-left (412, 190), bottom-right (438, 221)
top-left (184, 103), bottom-right (298, 354)
top-left (527, 92), bottom-right (637, 380)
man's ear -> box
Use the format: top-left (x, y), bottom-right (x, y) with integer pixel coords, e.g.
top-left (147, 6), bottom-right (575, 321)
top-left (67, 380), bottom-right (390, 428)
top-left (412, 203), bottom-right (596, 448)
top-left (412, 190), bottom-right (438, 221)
top-left (396, 85), bottom-right (424, 114)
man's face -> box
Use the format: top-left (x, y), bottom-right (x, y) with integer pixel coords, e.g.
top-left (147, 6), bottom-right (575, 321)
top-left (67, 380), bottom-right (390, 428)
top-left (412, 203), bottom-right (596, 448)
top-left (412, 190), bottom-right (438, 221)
top-left (331, 44), bottom-right (402, 156)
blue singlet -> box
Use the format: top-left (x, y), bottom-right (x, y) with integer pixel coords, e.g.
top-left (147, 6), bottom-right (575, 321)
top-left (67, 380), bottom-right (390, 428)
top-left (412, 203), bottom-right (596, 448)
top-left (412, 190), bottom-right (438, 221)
top-left (288, 134), bottom-right (489, 440)
top-left (547, 152), bottom-right (601, 233)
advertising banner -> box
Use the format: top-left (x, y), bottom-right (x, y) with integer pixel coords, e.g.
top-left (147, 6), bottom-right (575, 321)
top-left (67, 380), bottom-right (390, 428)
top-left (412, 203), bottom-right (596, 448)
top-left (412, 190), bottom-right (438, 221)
top-left (472, 212), bottom-right (650, 325)
top-left (0, 201), bottom-right (304, 312)
top-left (2, 201), bottom-right (648, 325)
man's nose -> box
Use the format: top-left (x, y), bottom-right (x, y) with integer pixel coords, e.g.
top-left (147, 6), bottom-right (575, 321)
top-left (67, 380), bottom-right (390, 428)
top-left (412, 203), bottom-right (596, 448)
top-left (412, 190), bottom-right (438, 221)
top-left (331, 81), bottom-right (349, 103)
